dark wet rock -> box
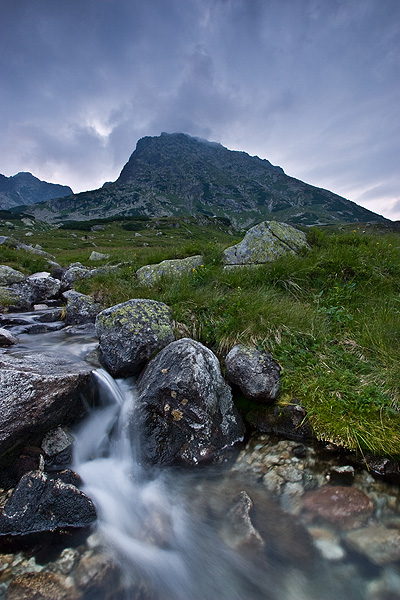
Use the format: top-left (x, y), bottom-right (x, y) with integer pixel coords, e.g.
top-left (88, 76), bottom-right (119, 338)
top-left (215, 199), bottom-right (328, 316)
top-left (33, 308), bottom-right (64, 323)
top-left (41, 428), bottom-right (74, 471)
top-left (15, 446), bottom-right (44, 480)
top-left (0, 470), bottom-right (96, 536)
top-left (63, 291), bottom-right (102, 325)
top-left (349, 454), bottom-right (400, 487)
top-left (225, 344), bottom-right (281, 403)
top-left (302, 485), bottom-right (374, 530)
top-left (134, 338), bottom-right (245, 466)
top-left (345, 525), bottom-right (400, 566)
top-left (6, 571), bottom-right (79, 600)
top-left (0, 328), bottom-right (18, 346)
top-left (246, 402), bottom-right (312, 440)
top-left (96, 298), bottom-right (174, 377)
top-left (326, 465), bottom-right (355, 486)
top-left (0, 351), bottom-right (93, 456)
top-left (0, 266), bottom-right (24, 286)
top-left (23, 322), bottom-right (66, 335)
top-left (65, 323), bottom-right (97, 336)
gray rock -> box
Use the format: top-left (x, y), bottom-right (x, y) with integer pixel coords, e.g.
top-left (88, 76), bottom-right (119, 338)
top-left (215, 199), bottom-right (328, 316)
top-left (225, 344), bottom-right (281, 403)
top-left (12, 274), bottom-right (61, 307)
top-left (134, 338), bottom-right (245, 466)
top-left (0, 351), bottom-right (93, 456)
top-left (41, 427), bottom-right (74, 471)
top-left (136, 255), bottom-right (204, 286)
top-left (345, 526), bottom-right (400, 565)
top-left (96, 298), bottom-right (174, 377)
top-left (61, 263), bottom-right (93, 288)
top-left (0, 327), bottom-right (19, 346)
top-left (0, 265), bottom-right (25, 285)
top-left (0, 286), bottom-right (27, 311)
top-left (0, 470), bottom-right (96, 535)
top-left (64, 290), bottom-right (102, 325)
top-left (89, 250), bottom-right (109, 261)
top-left (223, 221), bottom-right (308, 265)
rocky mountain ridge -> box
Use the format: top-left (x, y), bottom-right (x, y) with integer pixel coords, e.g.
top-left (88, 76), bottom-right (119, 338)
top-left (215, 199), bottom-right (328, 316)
top-left (0, 172), bottom-right (73, 210)
top-left (24, 133), bottom-right (387, 226)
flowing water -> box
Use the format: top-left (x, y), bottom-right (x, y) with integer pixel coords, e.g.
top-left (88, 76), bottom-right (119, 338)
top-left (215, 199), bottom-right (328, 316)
top-left (7, 315), bottom-right (400, 600)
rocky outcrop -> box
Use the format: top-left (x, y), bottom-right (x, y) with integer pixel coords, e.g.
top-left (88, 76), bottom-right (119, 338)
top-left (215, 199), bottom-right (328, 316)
top-left (96, 299), bottom-right (174, 377)
top-left (136, 255), bottom-right (204, 286)
top-left (63, 290), bottom-right (103, 325)
top-left (225, 344), bottom-right (281, 403)
top-left (0, 351), bottom-right (93, 456)
top-left (0, 469), bottom-right (96, 536)
top-left (0, 171), bottom-right (73, 210)
top-left (223, 221), bottom-right (309, 266)
top-left (134, 338), bottom-right (245, 466)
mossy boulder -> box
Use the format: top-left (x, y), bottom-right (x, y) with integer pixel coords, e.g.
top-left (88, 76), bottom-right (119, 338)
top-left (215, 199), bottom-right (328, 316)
top-left (0, 265), bottom-right (25, 286)
top-left (222, 221), bottom-right (308, 265)
top-left (95, 299), bottom-right (174, 377)
top-left (136, 255), bottom-right (204, 286)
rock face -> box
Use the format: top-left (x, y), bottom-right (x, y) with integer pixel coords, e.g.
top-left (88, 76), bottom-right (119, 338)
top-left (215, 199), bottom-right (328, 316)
top-left (136, 255), bottom-right (203, 286)
top-left (0, 469), bottom-right (96, 536)
top-left (225, 344), bottom-right (281, 402)
top-left (223, 221), bottom-right (308, 266)
top-left (96, 299), bottom-right (174, 377)
top-left (0, 171), bottom-right (73, 210)
top-left (134, 338), bottom-right (245, 466)
top-left (0, 351), bottom-right (93, 456)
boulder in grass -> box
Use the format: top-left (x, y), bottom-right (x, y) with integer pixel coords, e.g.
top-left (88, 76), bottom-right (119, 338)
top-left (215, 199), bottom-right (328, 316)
top-left (222, 221), bottom-right (308, 266)
top-left (225, 344), bottom-right (281, 403)
top-left (95, 299), bottom-right (174, 377)
top-left (134, 338), bottom-right (245, 467)
top-left (0, 265), bottom-right (25, 286)
top-left (136, 255), bottom-right (204, 286)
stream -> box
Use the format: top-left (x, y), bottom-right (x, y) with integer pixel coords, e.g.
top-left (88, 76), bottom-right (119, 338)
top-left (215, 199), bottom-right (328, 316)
top-left (2, 310), bottom-right (400, 599)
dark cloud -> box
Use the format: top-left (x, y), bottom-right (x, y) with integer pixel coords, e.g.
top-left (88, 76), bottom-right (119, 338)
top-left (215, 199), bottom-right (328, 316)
top-left (1, 0), bottom-right (399, 218)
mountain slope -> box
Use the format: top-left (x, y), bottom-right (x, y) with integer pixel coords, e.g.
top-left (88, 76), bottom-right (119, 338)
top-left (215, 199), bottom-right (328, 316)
top-left (27, 133), bottom-right (386, 227)
top-left (0, 172), bottom-right (73, 210)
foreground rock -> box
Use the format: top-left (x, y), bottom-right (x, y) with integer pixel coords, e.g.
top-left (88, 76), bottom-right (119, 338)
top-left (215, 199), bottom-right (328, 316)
top-left (0, 351), bottom-right (93, 456)
top-left (0, 265), bottom-right (25, 285)
top-left (134, 338), bottom-right (245, 466)
top-left (136, 255), bottom-right (204, 286)
top-left (0, 469), bottom-right (96, 536)
top-left (96, 298), bottom-right (174, 377)
top-left (223, 220), bottom-right (308, 266)
top-left (302, 485), bottom-right (374, 530)
top-left (0, 272), bottom-right (61, 311)
top-left (63, 290), bottom-right (103, 325)
top-left (225, 344), bottom-right (281, 402)
top-left (0, 327), bottom-right (19, 346)
top-left (6, 572), bottom-right (79, 600)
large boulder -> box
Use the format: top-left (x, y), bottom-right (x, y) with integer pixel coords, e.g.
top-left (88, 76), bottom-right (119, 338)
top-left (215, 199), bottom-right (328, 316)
top-left (0, 351), bottom-right (93, 456)
top-left (61, 263), bottom-right (93, 289)
top-left (133, 338), bottom-right (245, 466)
top-left (225, 344), bottom-right (281, 403)
top-left (96, 299), bottom-right (174, 377)
top-left (136, 255), bottom-right (204, 286)
top-left (223, 221), bottom-right (308, 266)
top-left (0, 265), bottom-right (25, 285)
top-left (63, 290), bottom-right (103, 325)
top-left (0, 469), bottom-right (96, 536)
top-left (11, 272), bottom-right (62, 308)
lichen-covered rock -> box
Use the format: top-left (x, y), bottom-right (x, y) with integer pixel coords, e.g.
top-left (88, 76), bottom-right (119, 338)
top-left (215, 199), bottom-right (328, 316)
top-left (11, 273), bottom-right (61, 307)
top-left (0, 470), bottom-right (96, 536)
top-left (136, 255), bottom-right (204, 286)
top-left (0, 351), bottom-right (93, 456)
top-left (133, 338), bottom-right (245, 466)
top-left (223, 221), bottom-right (308, 265)
top-left (61, 263), bottom-right (93, 289)
top-left (0, 285), bottom-right (27, 310)
top-left (63, 290), bottom-right (102, 325)
top-left (89, 250), bottom-right (110, 261)
top-left (96, 299), bottom-right (174, 377)
top-left (225, 344), bottom-right (281, 403)
top-left (0, 265), bottom-right (25, 285)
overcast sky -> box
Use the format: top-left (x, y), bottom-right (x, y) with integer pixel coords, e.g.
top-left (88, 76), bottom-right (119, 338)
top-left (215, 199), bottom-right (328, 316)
top-left (1, 0), bottom-right (399, 220)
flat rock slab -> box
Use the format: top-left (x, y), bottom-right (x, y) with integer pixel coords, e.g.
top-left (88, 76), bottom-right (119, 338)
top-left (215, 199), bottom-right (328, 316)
top-left (0, 351), bottom-right (93, 456)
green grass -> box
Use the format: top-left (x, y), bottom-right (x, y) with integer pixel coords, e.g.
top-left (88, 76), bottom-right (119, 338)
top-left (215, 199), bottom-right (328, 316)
top-left (1, 215), bottom-right (400, 456)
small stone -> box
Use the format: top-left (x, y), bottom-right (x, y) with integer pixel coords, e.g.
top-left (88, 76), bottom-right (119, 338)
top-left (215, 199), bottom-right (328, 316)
top-left (0, 328), bottom-right (18, 346)
top-left (326, 465), bottom-right (355, 486)
top-left (345, 526), bottom-right (400, 565)
top-left (7, 572), bottom-right (79, 600)
top-left (302, 485), bottom-right (374, 529)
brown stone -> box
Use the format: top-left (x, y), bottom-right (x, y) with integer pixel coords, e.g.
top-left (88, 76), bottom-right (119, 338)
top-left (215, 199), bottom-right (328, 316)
top-left (7, 571), bottom-right (79, 600)
top-left (302, 485), bottom-right (374, 529)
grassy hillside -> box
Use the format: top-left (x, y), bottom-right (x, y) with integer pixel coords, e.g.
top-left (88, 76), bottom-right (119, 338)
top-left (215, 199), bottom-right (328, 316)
top-left (1, 215), bottom-right (400, 457)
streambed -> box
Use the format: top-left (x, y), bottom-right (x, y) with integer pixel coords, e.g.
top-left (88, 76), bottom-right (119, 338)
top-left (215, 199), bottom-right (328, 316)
top-left (1, 312), bottom-right (400, 599)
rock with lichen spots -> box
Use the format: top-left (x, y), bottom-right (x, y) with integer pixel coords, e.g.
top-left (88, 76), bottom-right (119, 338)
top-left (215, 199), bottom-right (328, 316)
top-left (223, 221), bottom-right (308, 266)
top-left (0, 265), bottom-right (25, 285)
top-left (136, 255), bottom-right (204, 286)
top-left (96, 298), bottom-right (174, 377)
top-left (133, 337), bottom-right (245, 466)
top-left (225, 344), bottom-right (281, 403)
